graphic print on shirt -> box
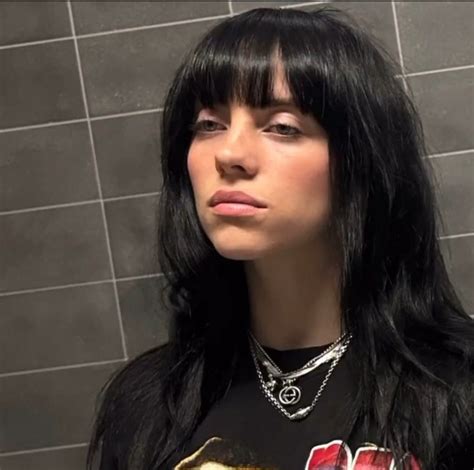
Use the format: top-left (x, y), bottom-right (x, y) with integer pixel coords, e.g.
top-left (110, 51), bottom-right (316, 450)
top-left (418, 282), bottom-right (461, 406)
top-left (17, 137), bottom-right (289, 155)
top-left (305, 439), bottom-right (422, 470)
top-left (175, 436), bottom-right (422, 469)
top-left (175, 436), bottom-right (277, 469)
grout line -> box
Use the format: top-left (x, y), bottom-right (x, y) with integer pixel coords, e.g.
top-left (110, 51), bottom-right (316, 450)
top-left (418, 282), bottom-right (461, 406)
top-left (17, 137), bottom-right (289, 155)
top-left (0, 199), bottom-right (100, 216)
top-left (405, 64), bottom-right (474, 78)
top-left (114, 272), bottom-right (164, 282)
top-left (0, 118), bottom-right (88, 134)
top-left (0, 442), bottom-right (89, 458)
top-left (0, 279), bottom-right (113, 297)
top-left (89, 107), bottom-right (162, 121)
top-left (0, 36), bottom-right (73, 51)
top-left (0, 107), bottom-right (163, 135)
top-left (0, 191), bottom-right (161, 217)
top-left (103, 190), bottom-right (161, 202)
top-left (67, 1), bottom-right (129, 361)
top-left (77, 13), bottom-right (231, 40)
top-left (426, 148), bottom-right (474, 159)
top-left (439, 232), bottom-right (474, 240)
top-left (0, 358), bottom-right (127, 379)
top-left (391, 1), bottom-right (408, 92)
top-left (0, 273), bottom-right (163, 298)
top-left (228, 0), bottom-right (234, 16)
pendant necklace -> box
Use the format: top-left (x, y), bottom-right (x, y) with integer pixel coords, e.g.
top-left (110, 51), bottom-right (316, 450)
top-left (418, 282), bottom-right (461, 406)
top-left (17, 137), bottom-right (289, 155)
top-left (248, 330), bottom-right (352, 421)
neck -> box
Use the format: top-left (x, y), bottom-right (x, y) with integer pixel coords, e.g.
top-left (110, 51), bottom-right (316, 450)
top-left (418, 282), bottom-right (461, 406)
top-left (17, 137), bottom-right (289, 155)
top-left (244, 236), bottom-right (343, 351)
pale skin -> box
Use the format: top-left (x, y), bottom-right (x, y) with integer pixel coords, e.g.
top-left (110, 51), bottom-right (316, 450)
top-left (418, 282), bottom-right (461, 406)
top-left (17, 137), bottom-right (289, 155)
top-left (187, 60), bottom-right (344, 350)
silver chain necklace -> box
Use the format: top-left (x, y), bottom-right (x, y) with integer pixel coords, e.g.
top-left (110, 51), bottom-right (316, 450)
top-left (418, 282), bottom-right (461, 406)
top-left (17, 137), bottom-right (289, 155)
top-left (248, 331), bottom-right (352, 421)
top-left (248, 329), bottom-right (348, 381)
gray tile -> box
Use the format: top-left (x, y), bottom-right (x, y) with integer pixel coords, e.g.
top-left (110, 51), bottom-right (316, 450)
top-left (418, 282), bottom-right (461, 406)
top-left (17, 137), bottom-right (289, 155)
top-left (397, 2), bottom-right (474, 74)
top-left (428, 152), bottom-right (474, 237)
top-left (92, 113), bottom-right (163, 198)
top-left (440, 235), bottom-right (474, 315)
top-left (407, 68), bottom-right (474, 155)
top-left (0, 41), bottom-right (85, 129)
top-left (78, 18), bottom-right (221, 116)
top-left (0, 204), bottom-right (111, 293)
top-left (0, 283), bottom-right (123, 374)
top-left (0, 446), bottom-right (88, 470)
top-left (0, 362), bottom-right (121, 452)
top-left (326, 2), bottom-right (401, 74)
top-left (105, 194), bottom-right (160, 278)
top-left (117, 276), bottom-right (170, 360)
top-left (72, 1), bottom-right (229, 34)
top-left (0, 123), bottom-right (98, 212)
top-left (0, 2), bottom-right (71, 47)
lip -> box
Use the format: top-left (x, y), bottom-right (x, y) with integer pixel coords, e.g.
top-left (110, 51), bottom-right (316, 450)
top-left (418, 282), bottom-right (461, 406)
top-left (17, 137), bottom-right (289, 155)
top-left (211, 203), bottom-right (266, 217)
top-left (209, 190), bottom-right (267, 208)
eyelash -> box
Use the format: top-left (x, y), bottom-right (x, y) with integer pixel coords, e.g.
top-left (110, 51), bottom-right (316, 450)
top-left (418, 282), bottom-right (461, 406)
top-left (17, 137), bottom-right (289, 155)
top-left (188, 119), bottom-right (302, 138)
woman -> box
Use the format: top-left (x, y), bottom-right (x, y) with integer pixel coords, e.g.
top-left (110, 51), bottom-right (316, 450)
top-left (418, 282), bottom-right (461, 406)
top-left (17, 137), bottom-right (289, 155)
top-left (87, 6), bottom-right (474, 470)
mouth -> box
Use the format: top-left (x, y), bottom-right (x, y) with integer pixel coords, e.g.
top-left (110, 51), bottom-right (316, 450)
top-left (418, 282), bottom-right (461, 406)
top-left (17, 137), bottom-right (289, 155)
top-left (211, 202), bottom-right (267, 217)
top-left (209, 190), bottom-right (267, 208)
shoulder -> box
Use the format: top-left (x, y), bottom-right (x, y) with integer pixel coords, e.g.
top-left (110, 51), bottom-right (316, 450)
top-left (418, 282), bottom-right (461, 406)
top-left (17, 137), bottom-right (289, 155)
top-left (438, 428), bottom-right (474, 469)
top-left (92, 342), bottom-right (172, 468)
top-left (431, 350), bottom-right (474, 466)
top-left (107, 341), bottom-right (172, 389)
top-left (101, 341), bottom-right (173, 418)
top-left (418, 344), bottom-right (473, 387)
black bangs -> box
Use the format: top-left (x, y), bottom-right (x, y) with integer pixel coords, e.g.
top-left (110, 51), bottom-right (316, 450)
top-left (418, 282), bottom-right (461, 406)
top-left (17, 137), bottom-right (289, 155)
top-left (187, 8), bottom-right (285, 113)
top-left (185, 7), bottom-right (336, 119)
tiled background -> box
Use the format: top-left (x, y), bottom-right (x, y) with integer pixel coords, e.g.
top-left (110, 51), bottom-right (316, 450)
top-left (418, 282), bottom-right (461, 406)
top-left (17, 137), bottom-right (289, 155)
top-left (0, 1), bottom-right (472, 468)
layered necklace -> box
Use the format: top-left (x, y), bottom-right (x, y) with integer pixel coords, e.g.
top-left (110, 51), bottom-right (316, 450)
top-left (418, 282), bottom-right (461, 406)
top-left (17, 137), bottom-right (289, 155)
top-left (247, 329), bottom-right (352, 421)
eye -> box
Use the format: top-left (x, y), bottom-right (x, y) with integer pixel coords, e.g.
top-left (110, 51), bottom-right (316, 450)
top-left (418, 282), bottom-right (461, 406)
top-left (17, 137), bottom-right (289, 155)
top-left (189, 119), bottom-right (222, 134)
top-left (267, 123), bottom-right (302, 137)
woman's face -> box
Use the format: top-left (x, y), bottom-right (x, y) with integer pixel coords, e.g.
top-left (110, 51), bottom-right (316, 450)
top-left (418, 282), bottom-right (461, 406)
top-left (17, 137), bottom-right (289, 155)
top-left (186, 65), bottom-right (332, 260)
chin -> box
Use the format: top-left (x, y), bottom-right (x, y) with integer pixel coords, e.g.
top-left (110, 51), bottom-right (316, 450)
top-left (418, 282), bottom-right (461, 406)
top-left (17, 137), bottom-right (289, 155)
top-left (214, 246), bottom-right (262, 261)
top-left (210, 238), bottom-right (269, 261)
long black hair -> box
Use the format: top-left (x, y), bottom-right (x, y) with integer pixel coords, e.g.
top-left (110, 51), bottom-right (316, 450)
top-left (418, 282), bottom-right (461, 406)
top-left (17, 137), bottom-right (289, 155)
top-left (86, 6), bottom-right (474, 470)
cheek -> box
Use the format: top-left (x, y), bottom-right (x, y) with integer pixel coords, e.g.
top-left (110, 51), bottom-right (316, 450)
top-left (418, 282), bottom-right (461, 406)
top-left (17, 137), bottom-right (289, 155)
top-left (186, 149), bottom-right (196, 183)
top-left (307, 160), bottom-right (331, 210)
top-left (275, 149), bottom-right (332, 241)
top-left (284, 150), bottom-right (331, 208)
top-left (187, 148), bottom-right (204, 191)
top-left (187, 147), bottom-right (214, 214)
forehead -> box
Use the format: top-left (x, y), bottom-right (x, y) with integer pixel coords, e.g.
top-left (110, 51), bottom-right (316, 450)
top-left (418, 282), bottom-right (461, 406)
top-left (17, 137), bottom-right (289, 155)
top-left (195, 95), bottom-right (296, 111)
top-left (271, 58), bottom-right (291, 99)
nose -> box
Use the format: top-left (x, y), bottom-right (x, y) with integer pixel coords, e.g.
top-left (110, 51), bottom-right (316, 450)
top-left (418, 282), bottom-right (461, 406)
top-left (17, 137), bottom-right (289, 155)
top-left (214, 119), bottom-right (259, 176)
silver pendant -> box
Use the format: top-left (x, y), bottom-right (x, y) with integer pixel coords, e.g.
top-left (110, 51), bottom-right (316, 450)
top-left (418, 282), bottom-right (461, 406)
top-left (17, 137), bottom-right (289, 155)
top-left (288, 405), bottom-right (312, 420)
top-left (278, 383), bottom-right (302, 405)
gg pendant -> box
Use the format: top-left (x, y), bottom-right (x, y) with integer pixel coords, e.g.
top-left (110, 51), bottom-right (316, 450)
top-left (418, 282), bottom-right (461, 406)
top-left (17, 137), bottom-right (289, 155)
top-left (278, 380), bottom-right (302, 405)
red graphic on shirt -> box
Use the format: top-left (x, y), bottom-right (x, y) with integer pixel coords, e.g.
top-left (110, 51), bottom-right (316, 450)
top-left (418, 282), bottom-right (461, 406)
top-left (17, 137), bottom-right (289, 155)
top-left (305, 439), bottom-right (421, 470)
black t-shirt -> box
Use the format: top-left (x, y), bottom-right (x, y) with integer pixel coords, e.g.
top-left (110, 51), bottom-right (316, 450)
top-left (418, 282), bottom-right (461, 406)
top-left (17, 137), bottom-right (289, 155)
top-left (175, 340), bottom-right (426, 470)
top-left (97, 339), bottom-right (473, 470)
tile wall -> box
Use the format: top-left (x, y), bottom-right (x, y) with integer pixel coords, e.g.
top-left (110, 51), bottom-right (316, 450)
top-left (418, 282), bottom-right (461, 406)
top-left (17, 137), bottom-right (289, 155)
top-left (0, 2), bottom-right (472, 468)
